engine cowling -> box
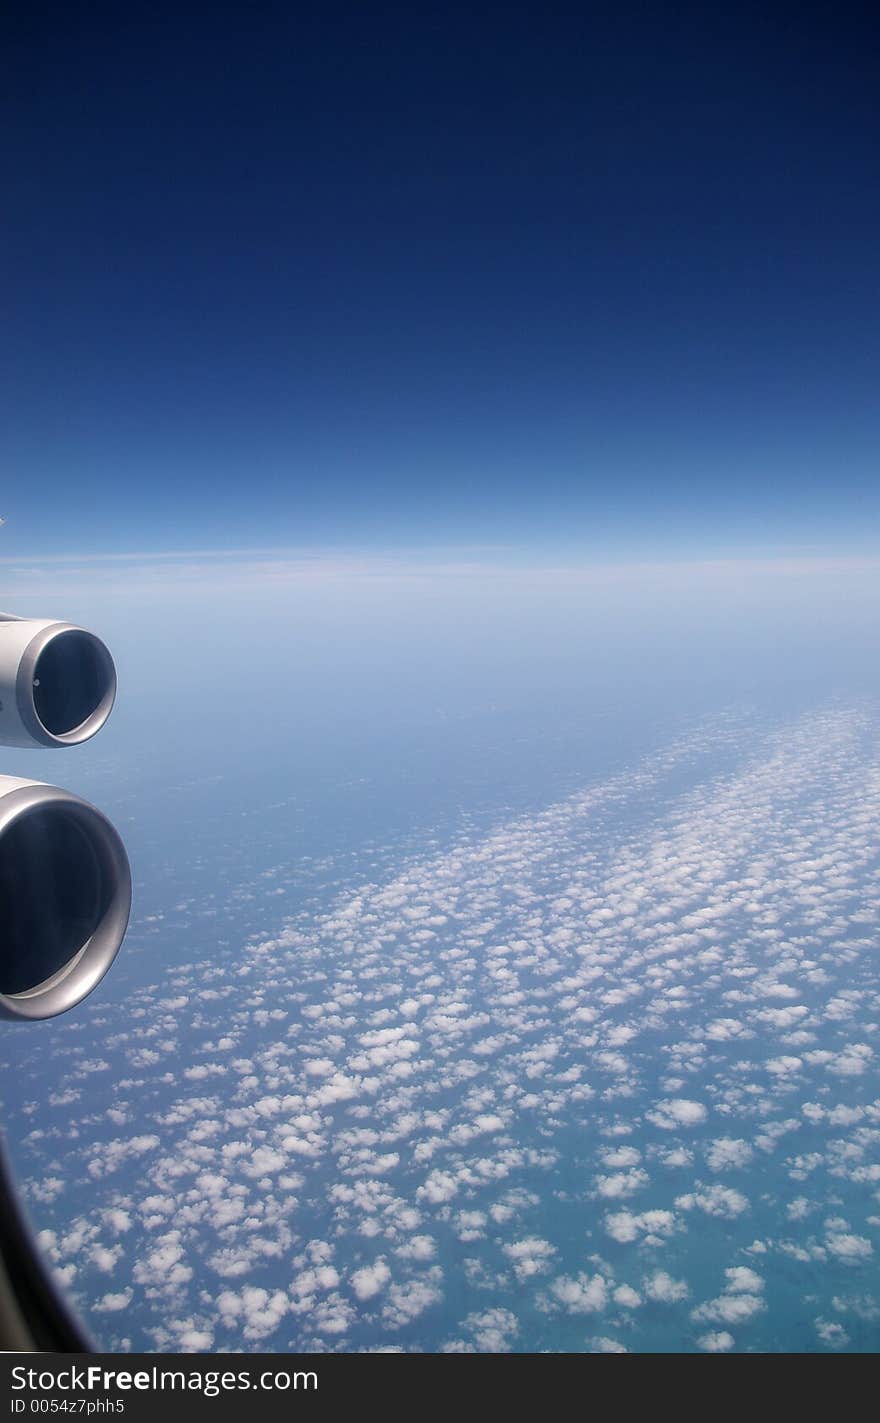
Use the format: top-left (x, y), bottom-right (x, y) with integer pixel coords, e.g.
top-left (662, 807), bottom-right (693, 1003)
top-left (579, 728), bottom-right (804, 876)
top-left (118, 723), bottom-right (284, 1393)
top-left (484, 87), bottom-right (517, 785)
top-left (0, 616), bottom-right (117, 748)
top-left (0, 776), bottom-right (131, 1021)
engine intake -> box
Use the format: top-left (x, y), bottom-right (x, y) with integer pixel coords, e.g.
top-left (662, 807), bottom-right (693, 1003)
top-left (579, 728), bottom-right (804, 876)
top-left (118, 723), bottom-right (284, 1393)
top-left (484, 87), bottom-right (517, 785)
top-left (0, 617), bottom-right (117, 748)
top-left (0, 778), bottom-right (131, 1020)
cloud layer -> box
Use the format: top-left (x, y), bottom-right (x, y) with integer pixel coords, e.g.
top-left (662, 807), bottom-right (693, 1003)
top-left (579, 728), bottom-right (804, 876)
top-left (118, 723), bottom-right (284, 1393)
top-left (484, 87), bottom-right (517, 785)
top-left (5, 705), bottom-right (880, 1351)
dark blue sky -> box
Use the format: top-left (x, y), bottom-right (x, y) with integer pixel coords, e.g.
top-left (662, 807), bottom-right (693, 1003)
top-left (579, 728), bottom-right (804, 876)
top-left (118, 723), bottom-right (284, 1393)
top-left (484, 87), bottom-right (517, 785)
top-left (3, 2), bottom-right (879, 556)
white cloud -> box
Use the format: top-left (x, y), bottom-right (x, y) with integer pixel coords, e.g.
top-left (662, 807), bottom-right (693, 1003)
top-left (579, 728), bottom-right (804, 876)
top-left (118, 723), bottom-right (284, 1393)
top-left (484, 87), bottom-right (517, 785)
top-left (605, 1208), bottom-right (678, 1243)
top-left (595, 1168), bottom-right (650, 1199)
top-left (501, 1237), bottom-right (557, 1281)
top-left (643, 1270), bottom-right (689, 1304)
top-left (697, 1330), bottom-right (735, 1352)
top-left (676, 1185), bottom-right (749, 1219)
top-left (548, 1273), bottom-right (609, 1314)
top-left (382, 1271), bottom-right (443, 1330)
top-left (590, 1336), bottom-right (628, 1353)
top-left (462, 1307), bottom-right (519, 1352)
top-left (350, 1258), bottom-right (391, 1301)
top-left (723, 1267), bottom-right (764, 1294)
top-left (815, 1319), bottom-right (850, 1349)
top-left (94, 1289), bottom-right (133, 1313)
top-left (705, 1138), bottom-right (753, 1173)
top-left (826, 1232), bottom-right (873, 1261)
top-left (692, 1294), bottom-right (765, 1325)
top-left (645, 1099), bottom-right (708, 1131)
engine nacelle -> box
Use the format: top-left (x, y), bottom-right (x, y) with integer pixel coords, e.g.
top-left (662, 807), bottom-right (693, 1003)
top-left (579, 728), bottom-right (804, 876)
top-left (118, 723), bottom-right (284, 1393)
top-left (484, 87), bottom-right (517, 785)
top-left (0, 776), bottom-right (131, 1021)
top-left (0, 615), bottom-right (117, 748)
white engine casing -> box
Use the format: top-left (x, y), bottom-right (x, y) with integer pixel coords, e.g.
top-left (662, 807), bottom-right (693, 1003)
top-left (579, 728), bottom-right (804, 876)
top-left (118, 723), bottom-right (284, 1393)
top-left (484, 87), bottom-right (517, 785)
top-left (0, 614), bottom-right (117, 748)
top-left (0, 775), bottom-right (131, 1020)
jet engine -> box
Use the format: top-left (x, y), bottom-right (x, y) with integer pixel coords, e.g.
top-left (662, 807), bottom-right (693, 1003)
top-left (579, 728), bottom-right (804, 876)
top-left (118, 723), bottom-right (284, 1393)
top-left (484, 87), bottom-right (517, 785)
top-left (0, 612), bottom-right (130, 1021)
top-left (0, 776), bottom-right (131, 1021)
top-left (0, 615), bottom-right (117, 748)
